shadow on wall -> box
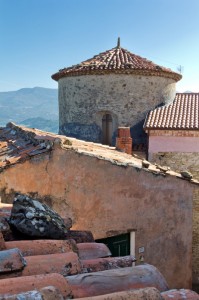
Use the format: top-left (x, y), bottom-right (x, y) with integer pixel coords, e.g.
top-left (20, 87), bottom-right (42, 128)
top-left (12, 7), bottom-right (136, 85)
top-left (130, 119), bottom-right (147, 146)
top-left (59, 118), bottom-right (147, 148)
top-left (94, 110), bottom-right (118, 146)
top-left (59, 123), bottom-right (102, 143)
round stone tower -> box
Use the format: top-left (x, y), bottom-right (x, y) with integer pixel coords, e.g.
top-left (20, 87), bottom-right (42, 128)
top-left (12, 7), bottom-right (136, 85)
top-left (52, 39), bottom-right (181, 146)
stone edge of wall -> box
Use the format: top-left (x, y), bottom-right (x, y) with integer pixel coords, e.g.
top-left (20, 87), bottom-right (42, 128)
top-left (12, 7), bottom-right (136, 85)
top-left (1, 123), bottom-right (199, 187)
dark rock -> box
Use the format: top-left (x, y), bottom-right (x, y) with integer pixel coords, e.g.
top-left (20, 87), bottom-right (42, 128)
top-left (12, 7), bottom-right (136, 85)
top-left (181, 171), bottom-right (193, 180)
top-left (0, 216), bottom-right (31, 241)
top-left (142, 160), bottom-right (150, 168)
top-left (9, 194), bottom-right (68, 239)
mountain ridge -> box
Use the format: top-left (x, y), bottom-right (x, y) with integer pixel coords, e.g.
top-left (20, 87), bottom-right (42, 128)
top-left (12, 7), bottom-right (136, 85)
top-left (0, 87), bottom-right (58, 133)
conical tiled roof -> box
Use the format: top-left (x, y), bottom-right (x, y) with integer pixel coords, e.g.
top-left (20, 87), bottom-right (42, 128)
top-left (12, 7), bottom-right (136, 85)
top-left (52, 43), bottom-right (182, 81)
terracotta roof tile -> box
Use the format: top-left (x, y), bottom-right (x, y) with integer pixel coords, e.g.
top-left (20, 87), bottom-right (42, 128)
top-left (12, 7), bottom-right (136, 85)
top-left (0, 248), bottom-right (26, 273)
top-left (5, 239), bottom-right (77, 256)
top-left (66, 265), bottom-right (169, 298)
top-left (52, 45), bottom-right (181, 82)
top-left (0, 123), bottom-right (53, 169)
top-left (77, 243), bottom-right (112, 260)
top-left (144, 93), bottom-right (199, 130)
top-left (0, 273), bottom-right (71, 298)
top-left (0, 209), bottom-right (198, 298)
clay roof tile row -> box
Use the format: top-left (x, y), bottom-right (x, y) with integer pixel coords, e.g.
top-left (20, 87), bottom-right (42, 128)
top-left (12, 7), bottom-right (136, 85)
top-left (52, 46), bottom-right (181, 82)
top-left (1, 203), bottom-right (199, 298)
top-left (144, 93), bottom-right (199, 130)
top-left (0, 124), bottom-right (52, 168)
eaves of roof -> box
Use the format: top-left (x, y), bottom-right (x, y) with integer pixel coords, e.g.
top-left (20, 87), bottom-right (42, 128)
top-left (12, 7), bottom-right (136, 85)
top-left (52, 46), bottom-right (182, 82)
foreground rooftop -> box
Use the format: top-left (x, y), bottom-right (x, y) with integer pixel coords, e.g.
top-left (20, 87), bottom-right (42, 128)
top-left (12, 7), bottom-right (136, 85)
top-left (0, 123), bottom-right (199, 184)
top-left (0, 122), bottom-right (198, 185)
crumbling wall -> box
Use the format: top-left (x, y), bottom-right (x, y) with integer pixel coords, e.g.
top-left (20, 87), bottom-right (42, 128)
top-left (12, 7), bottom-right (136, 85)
top-left (0, 144), bottom-right (194, 289)
top-left (147, 129), bottom-right (199, 290)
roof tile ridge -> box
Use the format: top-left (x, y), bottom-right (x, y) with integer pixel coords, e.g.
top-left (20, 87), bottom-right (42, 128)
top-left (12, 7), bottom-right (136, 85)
top-left (190, 95), bottom-right (195, 128)
top-left (172, 94), bottom-right (181, 128)
top-left (155, 106), bottom-right (163, 128)
top-left (161, 105), bottom-right (169, 128)
top-left (180, 94), bottom-right (188, 128)
top-left (163, 103), bottom-right (171, 128)
top-left (106, 48), bottom-right (119, 68)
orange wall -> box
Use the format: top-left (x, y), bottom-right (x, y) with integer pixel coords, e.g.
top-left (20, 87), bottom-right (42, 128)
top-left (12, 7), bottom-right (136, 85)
top-left (0, 147), bottom-right (194, 289)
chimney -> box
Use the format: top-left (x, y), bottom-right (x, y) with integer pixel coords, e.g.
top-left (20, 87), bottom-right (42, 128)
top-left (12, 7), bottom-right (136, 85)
top-left (116, 127), bottom-right (132, 155)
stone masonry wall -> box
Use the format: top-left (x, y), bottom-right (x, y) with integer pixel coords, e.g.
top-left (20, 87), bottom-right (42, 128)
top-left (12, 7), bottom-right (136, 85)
top-left (0, 145), bottom-right (194, 289)
top-left (149, 151), bottom-right (199, 290)
top-left (58, 74), bottom-right (176, 145)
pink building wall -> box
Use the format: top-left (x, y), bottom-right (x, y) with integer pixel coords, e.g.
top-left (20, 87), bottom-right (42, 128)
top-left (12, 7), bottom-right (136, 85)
top-left (148, 136), bottom-right (199, 158)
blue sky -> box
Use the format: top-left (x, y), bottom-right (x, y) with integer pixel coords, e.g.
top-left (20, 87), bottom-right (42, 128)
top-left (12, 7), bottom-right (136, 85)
top-left (0, 0), bottom-right (199, 92)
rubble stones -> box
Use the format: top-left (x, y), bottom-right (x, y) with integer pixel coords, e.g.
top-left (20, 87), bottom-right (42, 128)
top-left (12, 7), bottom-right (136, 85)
top-left (181, 171), bottom-right (193, 180)
top-left (0, 286), bottom-right (64, 300)
top-left (142, 160), bottom-right (150, 168)
top-left (155, 164), bottom-right (171, 172)
top-left (9, 194), bottom-right (68, 239)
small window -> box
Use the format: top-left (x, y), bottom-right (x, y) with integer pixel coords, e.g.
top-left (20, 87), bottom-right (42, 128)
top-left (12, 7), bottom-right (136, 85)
top-left (96, 233), bottom-right (130, 257)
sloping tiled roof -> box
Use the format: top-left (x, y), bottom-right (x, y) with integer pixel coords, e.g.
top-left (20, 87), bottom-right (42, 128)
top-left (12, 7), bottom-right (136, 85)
top-left (52, 43), bottom-right (181, 82)
top-left (0, 123), bottom-right (55, 170)
top-left (144, 93), bottom-right (199, 130)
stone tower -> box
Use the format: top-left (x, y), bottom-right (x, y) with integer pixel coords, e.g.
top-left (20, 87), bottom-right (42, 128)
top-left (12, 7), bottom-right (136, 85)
top-left (52, 40), bottom-right (181, 146)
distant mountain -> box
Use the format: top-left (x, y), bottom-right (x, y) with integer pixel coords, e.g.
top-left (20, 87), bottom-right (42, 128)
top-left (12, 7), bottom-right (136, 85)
top-left (20, 117), bottom-right (59, 133)
top-left (0, 87), bottom-right (59, 133)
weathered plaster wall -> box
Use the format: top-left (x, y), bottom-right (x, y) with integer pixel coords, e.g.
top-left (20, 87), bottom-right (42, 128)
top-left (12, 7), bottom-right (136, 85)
top-left (149, 150), bottom-right (199, 290)
top-left (0, 146), bottom-right (193, 289)
top-left (59, 74), bottom-right (176, 145)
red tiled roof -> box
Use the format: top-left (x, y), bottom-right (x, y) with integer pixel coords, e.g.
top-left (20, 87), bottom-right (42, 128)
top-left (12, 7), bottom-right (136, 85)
top-left (0, 123), bottom-right (54, 170)
top-left (52, 44), bottom-right (181, 82)
top-left (144, 93), bottom-right (199, 130)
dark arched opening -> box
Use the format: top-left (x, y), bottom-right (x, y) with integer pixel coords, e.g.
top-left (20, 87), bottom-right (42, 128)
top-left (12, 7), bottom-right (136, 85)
top-left (102, 113), bottom-right (113, 145)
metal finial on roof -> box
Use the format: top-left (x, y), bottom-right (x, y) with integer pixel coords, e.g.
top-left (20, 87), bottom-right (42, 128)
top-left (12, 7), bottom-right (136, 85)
top-left (117, 37), bottom-right (120, 48)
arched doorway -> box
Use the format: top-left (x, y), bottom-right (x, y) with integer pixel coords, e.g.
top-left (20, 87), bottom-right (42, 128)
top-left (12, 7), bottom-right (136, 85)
top-left (102, 113), bottom-right (113, 145)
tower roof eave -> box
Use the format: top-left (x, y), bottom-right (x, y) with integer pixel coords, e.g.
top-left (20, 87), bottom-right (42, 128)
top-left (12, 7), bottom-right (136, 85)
top-left (51, 46), bottom-right (182, 82)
